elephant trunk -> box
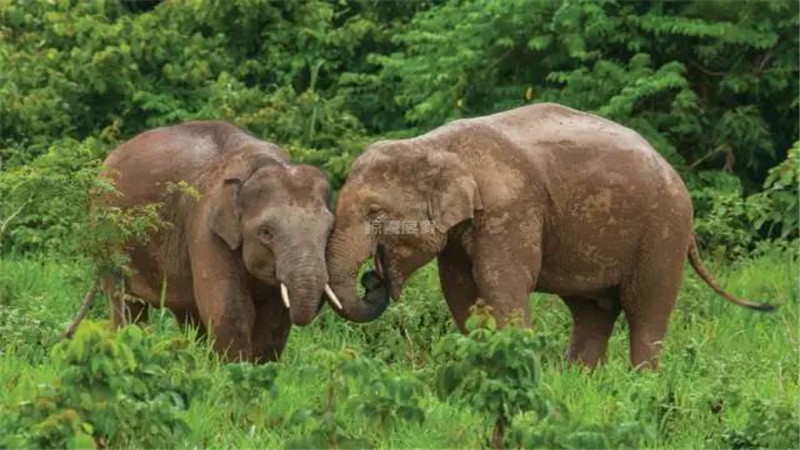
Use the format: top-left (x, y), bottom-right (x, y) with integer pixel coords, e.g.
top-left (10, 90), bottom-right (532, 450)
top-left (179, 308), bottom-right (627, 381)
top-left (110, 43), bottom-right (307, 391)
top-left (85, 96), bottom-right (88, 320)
top-left (276, 246), bottom-right (326, 326)
top-left (326, 224), bottom-right (390, 323)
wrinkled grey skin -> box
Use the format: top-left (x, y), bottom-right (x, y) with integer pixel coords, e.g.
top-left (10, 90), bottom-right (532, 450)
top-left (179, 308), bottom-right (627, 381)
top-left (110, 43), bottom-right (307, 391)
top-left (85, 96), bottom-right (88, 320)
top-left (101, 121), bottom-right (333, 362)
top-left (327, 103), bottom-right (772, 370)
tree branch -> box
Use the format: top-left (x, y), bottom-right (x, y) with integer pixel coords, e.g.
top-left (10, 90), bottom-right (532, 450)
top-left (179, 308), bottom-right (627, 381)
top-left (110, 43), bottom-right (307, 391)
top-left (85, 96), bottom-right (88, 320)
top-left (61, 280), bottom-right (100, 340)
top-left (0, 197), bottom-right (32, 241)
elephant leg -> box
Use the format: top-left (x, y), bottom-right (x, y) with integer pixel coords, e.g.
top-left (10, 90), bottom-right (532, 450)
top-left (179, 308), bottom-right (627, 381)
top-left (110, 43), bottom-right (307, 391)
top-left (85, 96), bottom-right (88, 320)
top-left (251, 290), bottom-right (291, 363)
top-left (195, 290), bottom-right (255, 362)
top-left (470, 223), bottom-right (541, 326)
top-left (438, 239), bottom-right (478, 332)
top-left (562, 295), bottom-right (621, 368)
top-left (190, 234), bottom-right (256, 361)
top-left (621, 235), bottom-right (688, 370)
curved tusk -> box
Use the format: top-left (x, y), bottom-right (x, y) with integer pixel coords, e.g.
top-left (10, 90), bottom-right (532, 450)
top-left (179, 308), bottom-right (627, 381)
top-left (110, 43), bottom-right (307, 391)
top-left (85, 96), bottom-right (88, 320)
top-left (325, 284), bottom-right (343, 310)
top-left (280, 283), bottom-right (291, 309)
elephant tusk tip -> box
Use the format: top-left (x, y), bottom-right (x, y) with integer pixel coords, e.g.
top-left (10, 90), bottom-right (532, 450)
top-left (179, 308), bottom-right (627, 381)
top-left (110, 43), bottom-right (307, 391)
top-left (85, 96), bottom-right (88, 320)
top-left (325, 284), bottom-right (343, 309)
top-left (280, 283), bottom-right (291, 309)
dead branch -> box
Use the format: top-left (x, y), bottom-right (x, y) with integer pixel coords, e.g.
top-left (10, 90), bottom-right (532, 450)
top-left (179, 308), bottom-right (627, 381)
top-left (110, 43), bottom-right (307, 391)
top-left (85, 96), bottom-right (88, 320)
top-left (61, 280), bottom-right (100, 340)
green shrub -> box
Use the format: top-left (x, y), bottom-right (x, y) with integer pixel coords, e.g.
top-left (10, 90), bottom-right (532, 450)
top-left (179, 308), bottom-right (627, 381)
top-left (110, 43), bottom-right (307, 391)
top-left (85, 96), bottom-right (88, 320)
top-left (285, 347), bottom-right (425, 449)
top-left (719, 398), bottom-right (800, 450)
top-left (435, 303), bottom-right (548, 448)
top-left (0, 320), bottom-right (210, 449)
top-left (506, 413), bottom-right (653, 450)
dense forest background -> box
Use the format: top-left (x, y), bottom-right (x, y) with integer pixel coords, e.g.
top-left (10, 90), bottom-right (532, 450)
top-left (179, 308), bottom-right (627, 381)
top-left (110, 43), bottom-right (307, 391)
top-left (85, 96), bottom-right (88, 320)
top-left (0, 0), bottom-right (798, 256)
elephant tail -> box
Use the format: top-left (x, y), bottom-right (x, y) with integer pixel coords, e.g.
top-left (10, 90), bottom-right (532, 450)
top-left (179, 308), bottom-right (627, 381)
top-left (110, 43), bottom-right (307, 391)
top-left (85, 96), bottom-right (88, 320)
top-left (687, 235), bottom-right (776, 312)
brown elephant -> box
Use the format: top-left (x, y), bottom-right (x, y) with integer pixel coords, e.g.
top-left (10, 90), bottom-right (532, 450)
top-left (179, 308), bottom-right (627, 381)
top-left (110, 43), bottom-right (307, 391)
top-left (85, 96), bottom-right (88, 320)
top-left (326, 103), bottom-right (773, 370)
top-left (100, 121), bottom-right (340, 362)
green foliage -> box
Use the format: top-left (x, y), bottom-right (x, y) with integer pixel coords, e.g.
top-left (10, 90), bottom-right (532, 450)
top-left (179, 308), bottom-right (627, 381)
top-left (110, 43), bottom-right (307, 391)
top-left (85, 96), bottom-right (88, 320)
top-left (750, 141), bottom-right (800, 239)
top-left (0, 245), bottom-right (796, 449)
top-left (368, 0), bottom-right (798, 185)
top-left (223, 362), bottom-right (279, 425)
top-left (506, 412), bottom-right (653, 450)
top-left (690, 140), bottom-right (799, 259)
top-left (1, 0), bottom-right (796, 256)
top-left (0, 320), bottom-right (210, 449)
top-left (719, 397), bottom-right (800, 450)
top-left (690, 171), bottom-right (769, 259)
top-left (435, 302), bottom-right (548, 447)
top-left (0, 138), bottom-right (107, 254)
top-left (285, 347), bottom-right (425, 449)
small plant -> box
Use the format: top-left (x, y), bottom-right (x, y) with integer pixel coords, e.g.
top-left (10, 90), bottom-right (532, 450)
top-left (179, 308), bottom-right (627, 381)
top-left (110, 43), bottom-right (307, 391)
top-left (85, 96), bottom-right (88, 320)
top-left (224, 362), bottom-right (279, 425)
top-left (435, 302), bottom-right (545, 449)
top-left (506, 412), bottom-right (653, 450)
top-left (718, 397), bottom-right (800, 450)
top-left (285, 347), bottom-right (425, 449)
top-left (1, 320), bottom-right (210, 449)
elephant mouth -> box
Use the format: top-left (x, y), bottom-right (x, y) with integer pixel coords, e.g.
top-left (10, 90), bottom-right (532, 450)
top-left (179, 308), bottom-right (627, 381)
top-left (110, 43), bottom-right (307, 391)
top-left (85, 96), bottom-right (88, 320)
top-left (360, 244), bottom-right (396, 302)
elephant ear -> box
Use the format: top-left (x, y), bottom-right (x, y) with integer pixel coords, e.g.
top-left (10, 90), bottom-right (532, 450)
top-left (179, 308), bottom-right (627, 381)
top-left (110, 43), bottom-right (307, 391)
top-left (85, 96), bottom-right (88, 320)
top-left (423, 153), bottom-right (483, 233)
top-left (209, 178), bottom-right (243, 250)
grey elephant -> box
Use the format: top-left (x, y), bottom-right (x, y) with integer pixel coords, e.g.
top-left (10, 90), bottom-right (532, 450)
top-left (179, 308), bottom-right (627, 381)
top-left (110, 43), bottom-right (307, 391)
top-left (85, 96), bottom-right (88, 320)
top-left (100, 121), bottom-right (340, 362)
top-left (326, 103), bottom-right (773, 370)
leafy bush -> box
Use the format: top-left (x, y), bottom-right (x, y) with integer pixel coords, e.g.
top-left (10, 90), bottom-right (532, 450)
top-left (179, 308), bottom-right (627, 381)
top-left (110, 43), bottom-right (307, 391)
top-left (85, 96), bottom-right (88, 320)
top-left (285, 347), bottom-right (425, 449)
top-left (222, 362), bottom-right (279, 426)
top-left (0, 320), bottom-right (210, 449)
top-left (690, 171), bottom-right (770, 259)
top-left (750, 141), bottom-right (799, 240)
top-left (690, 140), bottom-right (799, 260)
top-left (435, 302), bottom-right (548, 448)
top-left (506, 412), bottom-right (654, 450)
top-left (719, 398), bottom-right (800, 450)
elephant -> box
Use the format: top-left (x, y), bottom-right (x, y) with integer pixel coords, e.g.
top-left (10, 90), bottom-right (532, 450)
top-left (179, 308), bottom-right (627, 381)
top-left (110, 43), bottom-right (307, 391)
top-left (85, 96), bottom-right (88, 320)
top-left (100, 121), bottom-right (340, 362)
top-left (325, 103), bottom-right (773, 370)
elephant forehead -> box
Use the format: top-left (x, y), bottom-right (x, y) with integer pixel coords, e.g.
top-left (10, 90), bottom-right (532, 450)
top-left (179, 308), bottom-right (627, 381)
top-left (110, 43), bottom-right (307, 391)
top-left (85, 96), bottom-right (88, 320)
top-left (244, 167), bottom-right (329, 202)
top-left (248, 204), bottom-right (333, 228)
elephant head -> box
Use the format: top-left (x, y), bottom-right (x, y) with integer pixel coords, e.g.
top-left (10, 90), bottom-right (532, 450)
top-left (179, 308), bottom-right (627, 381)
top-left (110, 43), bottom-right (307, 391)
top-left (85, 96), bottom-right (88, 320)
top-left (326, 141), bottom-right (482, 322)
top-left (209, 159), bottom-right (338, 326)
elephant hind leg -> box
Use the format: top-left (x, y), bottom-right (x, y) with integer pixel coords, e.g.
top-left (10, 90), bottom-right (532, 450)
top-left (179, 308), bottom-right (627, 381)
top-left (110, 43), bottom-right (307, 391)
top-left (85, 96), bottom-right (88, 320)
top-left (620, 235), bottom-right (688, 370)
top-left (562, 294), bottom-right (621, 369)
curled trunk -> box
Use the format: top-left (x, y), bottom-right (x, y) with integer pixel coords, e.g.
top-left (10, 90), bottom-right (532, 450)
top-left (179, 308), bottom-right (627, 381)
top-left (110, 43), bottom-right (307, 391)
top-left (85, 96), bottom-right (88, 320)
top-left (326, 224), bottom-right (390, 322)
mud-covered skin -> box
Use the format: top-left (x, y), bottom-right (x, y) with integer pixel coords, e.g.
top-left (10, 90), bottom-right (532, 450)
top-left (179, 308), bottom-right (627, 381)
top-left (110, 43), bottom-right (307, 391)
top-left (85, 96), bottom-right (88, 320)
top-left (101, 121), bottom-right (333, 362)
top-left (327, 103), bottom-right (769, 370)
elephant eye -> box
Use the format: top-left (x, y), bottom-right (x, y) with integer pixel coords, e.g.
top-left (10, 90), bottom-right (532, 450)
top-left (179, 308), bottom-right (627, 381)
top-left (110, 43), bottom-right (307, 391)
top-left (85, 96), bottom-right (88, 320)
top-left (366, 203), bottom-right (384, 220)
top-left (259, 227), bottom-right (273, 244)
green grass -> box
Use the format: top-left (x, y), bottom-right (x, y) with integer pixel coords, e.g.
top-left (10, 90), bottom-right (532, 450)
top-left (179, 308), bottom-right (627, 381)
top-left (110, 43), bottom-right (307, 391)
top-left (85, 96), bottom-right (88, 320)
top-left (0, 244), bottom-right (797, 449)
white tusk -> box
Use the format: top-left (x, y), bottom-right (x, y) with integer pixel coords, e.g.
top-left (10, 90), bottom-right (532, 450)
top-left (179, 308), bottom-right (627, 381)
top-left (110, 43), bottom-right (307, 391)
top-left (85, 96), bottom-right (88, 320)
top-left (325, 284), bottom-right (343, 310)
top-left (280, 283), bottom-right (291, 309)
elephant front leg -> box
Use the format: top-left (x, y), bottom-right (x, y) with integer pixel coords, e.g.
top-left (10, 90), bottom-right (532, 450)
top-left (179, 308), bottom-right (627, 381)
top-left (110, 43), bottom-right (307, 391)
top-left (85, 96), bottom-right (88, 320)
top-left (251, 287), bottom-right (292, 363)
top-left (194, 277), bottom-right (256, 361)
top-left (190, 241), bottom-right (256, 361)
top-left (469, 221), bottom-right (541, 326)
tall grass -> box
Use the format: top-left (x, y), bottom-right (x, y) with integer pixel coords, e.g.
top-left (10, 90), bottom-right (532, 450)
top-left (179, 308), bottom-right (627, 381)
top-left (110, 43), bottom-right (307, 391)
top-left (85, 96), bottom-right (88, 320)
top-left (0, 244), bottom-right (796, 449)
